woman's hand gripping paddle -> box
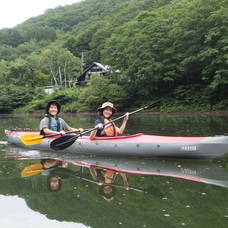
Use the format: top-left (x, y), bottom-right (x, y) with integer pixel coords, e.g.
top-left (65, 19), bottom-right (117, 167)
top-left (50, 99), bottom-right (163, 151)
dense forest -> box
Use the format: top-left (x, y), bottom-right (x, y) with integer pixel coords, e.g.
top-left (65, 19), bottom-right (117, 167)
top-left (0, 0), bottom-right (227, 113)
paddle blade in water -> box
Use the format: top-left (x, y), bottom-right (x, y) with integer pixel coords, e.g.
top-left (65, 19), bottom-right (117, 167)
top-left (50, 135), bottom-right (77, 150)
top-left (145, 186), bottom-right (164, 197)
top-left (21, 164), bottom-right (44, 177)
top-left (20, 134), bottom-right (43, 145)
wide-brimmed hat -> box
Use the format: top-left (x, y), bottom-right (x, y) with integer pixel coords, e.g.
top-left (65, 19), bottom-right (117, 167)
top-left (97, 102), bottom-right (117, 115)
top-left (46, 100), bottom-right (61, 114)
top-left (98, 185), bottom-right (116, 201)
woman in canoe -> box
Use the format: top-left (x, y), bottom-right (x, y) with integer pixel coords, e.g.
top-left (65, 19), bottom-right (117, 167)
top-left (90, 102), bottom-right (129, 140)
top-left (40, 100), bottom-right (83, 135)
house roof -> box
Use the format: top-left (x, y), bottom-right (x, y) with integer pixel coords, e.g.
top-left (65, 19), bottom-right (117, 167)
top-left (93, 62), bottom-right (109, 71)
top-left (76, 62), bottom-right (109, 82)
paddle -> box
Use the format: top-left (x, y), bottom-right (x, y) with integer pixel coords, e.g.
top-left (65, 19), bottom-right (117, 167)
top-left (49, 168), bottom-right (163, 196)
top-left (71, 174), bottom-right (163, 196)
top-left (50, 98), bottom-right (163, 151)
top-left (21, 129), bottom-right (85, 145)
top-left (109, 184), bottom-right (164, 197)
top-left (21, 164), bottom-right (44, 177)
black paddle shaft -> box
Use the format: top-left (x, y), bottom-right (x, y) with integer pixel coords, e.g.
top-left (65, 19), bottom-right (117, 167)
top-left (50, 99), bottom-right (163, 150)
top-left (43, 130), bottom-right (82, 138)
top-left (54, 171), bottom-right (161, 196)
top-left (104, 98), bottom-right (163, 125)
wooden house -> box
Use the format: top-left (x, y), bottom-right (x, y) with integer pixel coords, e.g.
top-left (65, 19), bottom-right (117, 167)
top-left (43, 85), bottom-right (61, 94)
top-left (75, 62), bottom-right (110, 86)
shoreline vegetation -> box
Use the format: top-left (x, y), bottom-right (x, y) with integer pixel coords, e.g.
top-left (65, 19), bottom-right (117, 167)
top-left (1, 83), bottom-right (226, 115)
top-left (1, 110), bottom-right (228, 116)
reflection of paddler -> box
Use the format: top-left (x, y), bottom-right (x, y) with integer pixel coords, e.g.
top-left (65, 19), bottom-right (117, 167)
top-left (47, 175), bottom-right (62, 192)
top-left (99, 185), bottom-right (117, 201)
top-left (89, 165), bottom-right (129, 200)
top-left (41, 159), bottom-right (67, 176)
top-left (46, 167), bottom-right (77, 192)
top-left (93, 169), bottom-right (117, 185)
top-left (40, 159), bottom-right (72, 192)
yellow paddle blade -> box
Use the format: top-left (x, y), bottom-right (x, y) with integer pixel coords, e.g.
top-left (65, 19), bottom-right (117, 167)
top-left (20, 134), bottom-right (44, 145)
top-left (21, 164), bottom-right (44, 177)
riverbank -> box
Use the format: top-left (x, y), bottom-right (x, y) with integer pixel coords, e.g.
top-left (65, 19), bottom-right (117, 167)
top-left (145, 110), bottom-right (228, 115)
top-left (1, 110), bottom-right (228, 116)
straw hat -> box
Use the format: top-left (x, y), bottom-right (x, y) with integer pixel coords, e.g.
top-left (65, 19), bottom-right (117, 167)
top-left (97, 102), bottom-right (117, 115)
top-left (98, 185), bottom-right (116, 201)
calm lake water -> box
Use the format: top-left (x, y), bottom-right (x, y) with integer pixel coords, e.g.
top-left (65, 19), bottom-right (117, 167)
top-left (0, 113), bottom-right (228, 228)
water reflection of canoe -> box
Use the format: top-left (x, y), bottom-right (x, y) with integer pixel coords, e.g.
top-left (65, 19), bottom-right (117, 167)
top-left (66, 155), bottom-right (228, 189)
top-left (5, 146), bottom-right (228, 189)
top-left (5, 130), bottom-right (228, 159)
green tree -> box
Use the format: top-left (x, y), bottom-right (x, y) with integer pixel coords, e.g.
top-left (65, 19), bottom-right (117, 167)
top-left (101, 0), bottom-right (228, 106)
top-left (41, 42), bottom-right (81, 87)
top-left (16, 39), bottom-right (39, 57)
top-left (0, 28), bottom-right (23, 47)
top-left (7, 59), bottom-right (31, 86)
top-left (0, 60), bottom-right (9, 86)
top-left (0, 44), bottom-right (18, 61)
top-left (18, 25), bottom-right (57, 43)
top-left (78, 75), bottom-right (128, 111)
top-left (0, 85), bottom-right (33, 113)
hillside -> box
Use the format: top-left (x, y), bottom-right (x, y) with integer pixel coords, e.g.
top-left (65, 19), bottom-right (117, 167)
top-left (0, 0), bottom-right (227, 113)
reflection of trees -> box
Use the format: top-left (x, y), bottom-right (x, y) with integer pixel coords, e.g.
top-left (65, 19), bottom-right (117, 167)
top-left (0, 160), bottom-right (227, 228)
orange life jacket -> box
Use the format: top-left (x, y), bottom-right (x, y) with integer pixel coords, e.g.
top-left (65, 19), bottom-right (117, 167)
top-left (104, 170), bottom-right (116, 183)
top-left (104, 118), bottom-right (117, 137)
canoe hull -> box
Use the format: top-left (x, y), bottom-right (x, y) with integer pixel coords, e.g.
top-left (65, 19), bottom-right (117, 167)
top-left (5, 130), bottom-right (228, 159)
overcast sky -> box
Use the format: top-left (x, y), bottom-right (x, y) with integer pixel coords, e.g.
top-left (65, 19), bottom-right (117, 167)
top-left (0, 0), bottom-right (83, 29)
